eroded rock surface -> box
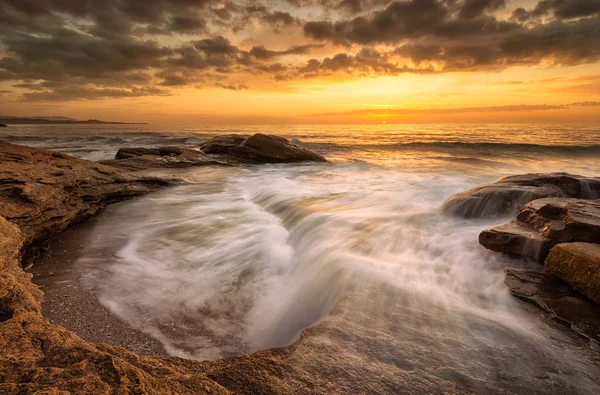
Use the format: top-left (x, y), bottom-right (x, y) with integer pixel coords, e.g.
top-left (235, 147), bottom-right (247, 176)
top-left (0, 141), bottom-right (230, 393)
top-left (0, 141), bottom-right (173, 255)
top-left (504, 268), bottom-right (600, 348)
top-left (479, 198), bottom-right (600, 262)
top-left (442, 173), bottom-right (600, 218)
top-left (200, 133), bottom-right (328, 164)
top-left (546, 243), bottom-right (600, 304)
top-left (101, 146), bottom-right (222, 170)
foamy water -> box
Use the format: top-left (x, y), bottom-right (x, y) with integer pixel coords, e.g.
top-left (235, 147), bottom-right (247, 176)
top-left (10, 124), bottom-right (600, 392)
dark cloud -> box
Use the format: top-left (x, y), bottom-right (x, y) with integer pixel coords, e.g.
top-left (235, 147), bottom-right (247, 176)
top-left (21, 86), bottom-right (171, 102)
top-left (214, 82), bottom-right (249, 90)
top-left (511, 0), bottom-right (600, 21)
top-left (394, 16), bottom-right (600, 70)
top-left (303, 0), bottom-right (520, 45)
top-left (1, 0), bottom-right (599, 101)
top-left (458, 0), bottom-right (506, 19)
top-left (249, 44), bottom-right (325, 60)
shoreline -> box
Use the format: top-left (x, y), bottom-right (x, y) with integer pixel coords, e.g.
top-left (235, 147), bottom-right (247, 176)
top-left (2, 138), bottom-right (600, 394)
top-left (29, 207), bottom-right (167, 356)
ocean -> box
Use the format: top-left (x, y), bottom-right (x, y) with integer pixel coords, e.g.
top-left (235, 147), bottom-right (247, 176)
top-left (4, 124), bottom-right (600, 393)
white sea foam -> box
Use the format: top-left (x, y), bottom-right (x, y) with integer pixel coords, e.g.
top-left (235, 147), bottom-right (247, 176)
top-left (75, 163), bottom-right (553, 360)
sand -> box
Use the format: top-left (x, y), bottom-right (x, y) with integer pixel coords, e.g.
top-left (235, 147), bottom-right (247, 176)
top-left (28, 207), bottom-right (167, 356)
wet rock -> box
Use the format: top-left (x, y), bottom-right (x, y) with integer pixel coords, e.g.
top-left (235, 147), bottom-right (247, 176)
top-left (0, 141), bottom-right (173, 250)
top-left (504, 268), bottom-right (600, 348)
top-left (442, 173), bottom-right (600, 218)
top-left (0, 141), bottom-right (232, 393)
top-left (479, 198), bottom-right (600, 262)
top-left (200, 133), bottom-right (327, 164)
top-left (102, 146), bottom-right (222, 170)
top-left (546, 243), bottom-right (600, 304)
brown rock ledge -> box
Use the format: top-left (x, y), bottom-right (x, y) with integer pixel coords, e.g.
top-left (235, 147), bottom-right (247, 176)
top-left (442, 173), bottom-right (600, 218)
top-left (479, 198), bottom-right (600, 262)
top-left (546, 243), bottom-right (600, 304)
top-left (504, 268), bottom-right (600, 349)
top-left (200, 133), bottom-right (328, 164)
top-left (0, 141), bottom-right (230, 393)
top-left (100, 146), bottom-right (225, 171)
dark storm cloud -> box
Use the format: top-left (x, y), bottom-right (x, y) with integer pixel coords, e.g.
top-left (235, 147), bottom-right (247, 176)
top-left (249, 44), bottom-right (325, 60)
top-left (1, 0), bottom-right (599, 101)
top-left (300, 48), bottom-right (414, 75)
top-left (394, 16), bottom-right (600, 69)
top-left (511, 0), bottom-right (600, 21)
top-left (303, 0), bottom-right (520, 45)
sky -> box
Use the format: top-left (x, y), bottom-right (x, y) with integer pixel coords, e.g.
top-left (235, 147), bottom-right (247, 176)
top-left (0, 0), bottom-right (599, 124)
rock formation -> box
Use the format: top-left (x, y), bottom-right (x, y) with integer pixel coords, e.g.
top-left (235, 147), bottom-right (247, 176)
top-left (504, 268), bottom-right (600, 348)
top-left (200, 133), bottom-right (328, 164)
top-left (2, 142), bottom-right (598, 393)
top-left (444, 174), bottom-right (600, 349)
top-left (479, 198), bottom-right (600, 262)
top-left (0, 141), bottom-right (230, 393)
top-left (101, 146), bottom-right (223, 170)
top-left (546, 243), bottom-right (600, 304)
top-left (442, 173), bottom-right (600, 218)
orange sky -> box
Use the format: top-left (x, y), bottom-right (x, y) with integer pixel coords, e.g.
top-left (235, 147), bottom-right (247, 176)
top-left (1, 0), bottom-right (599, 124)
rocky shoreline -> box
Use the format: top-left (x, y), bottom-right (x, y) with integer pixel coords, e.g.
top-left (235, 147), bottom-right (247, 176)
top-left (1, 136), bottom-right (599, 393)
top-left (0, 135), bottom-right (329, 393)
top-left (442, 174), bottom-right (600, 349)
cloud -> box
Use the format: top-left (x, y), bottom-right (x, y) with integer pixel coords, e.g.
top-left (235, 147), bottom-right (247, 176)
top-left (303, 0), bottom-right (519, 45)
top-left (249, 44), bottom-right (325, 60)
top-left (214, 82), bottom-right (249, 90)
top-left (21, 86), bottom-right (171, 102)
top-left (1, 0), bottom-right (600, 101)
top-left (313, 104), bottom-right (571, 116)
top-left (570, 100), bottom-right (600, 106)
top-left (512, 0), bottom-right (600, 21)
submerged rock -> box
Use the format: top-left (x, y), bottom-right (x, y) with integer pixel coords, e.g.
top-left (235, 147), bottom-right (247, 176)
top-left (102, 146), bottom-right (222, 170)
top-left (479, 198), bottom-right (600, 262)
top-left (200, 133), bottom-right (328, 164)
top-left (504, 268), bottom-right (600, 348)
top-left (546, 243), bottom-right (600, 304)
top-left (442, 173), bottom-right (600, 218)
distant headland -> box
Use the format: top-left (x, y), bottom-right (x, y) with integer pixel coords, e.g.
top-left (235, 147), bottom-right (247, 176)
top-left (0, 116), bottom-right (147, 125)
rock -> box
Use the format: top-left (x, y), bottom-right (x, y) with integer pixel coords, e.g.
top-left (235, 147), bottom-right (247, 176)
top-left (0, 123), bottom-right (7, 127)
top-left (479, 220), bottom-right (552, 261)
top-left (0, 140), bottom-right (232, 393)
top-left (0, 141), bottom-right (173, 252)
top-left (442, 173), bottom-right (600, 218)
top-left (546, 243), bottom-right (600, 304)
top-left (200, 133), bottom-right (327, 164)
top-left (102, 146), bottom-right (222, 170)
top-left (504, 268), bottom-right (600, 348)
top-left (479, 198), bottom-right (600, 262)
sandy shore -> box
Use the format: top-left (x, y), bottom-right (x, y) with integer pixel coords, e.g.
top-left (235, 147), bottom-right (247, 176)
top-left (28, 204), bottom-right (167, 356)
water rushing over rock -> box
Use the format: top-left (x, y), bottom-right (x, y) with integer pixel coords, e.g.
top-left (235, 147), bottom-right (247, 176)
top-left (2, 124), bottom-right (600, 394)
top-left (442, 173), bottom-right (600, 218)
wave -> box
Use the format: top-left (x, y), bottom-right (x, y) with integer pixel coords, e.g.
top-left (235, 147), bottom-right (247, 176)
top-left (371, 141), bottom-right (600, 154)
